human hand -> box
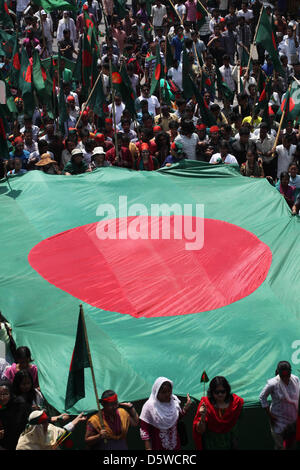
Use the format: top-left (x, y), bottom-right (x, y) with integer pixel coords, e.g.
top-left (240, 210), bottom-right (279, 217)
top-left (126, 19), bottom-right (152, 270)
top-left (0, 429), bottom-right (4, 440)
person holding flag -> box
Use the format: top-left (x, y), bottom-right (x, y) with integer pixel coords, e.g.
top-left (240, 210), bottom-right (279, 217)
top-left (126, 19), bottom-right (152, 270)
top-left (85, 390), bottom-right (139, 450)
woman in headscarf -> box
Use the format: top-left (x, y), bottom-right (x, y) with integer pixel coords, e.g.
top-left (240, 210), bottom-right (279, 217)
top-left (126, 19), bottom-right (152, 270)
top-left (85, 389), bottom-right (139, 450)
top-left (193, 376), bottom-right (244, 450)
top-left (16, 410), bottom-right (86, 450)
top-left (139, 377), bottom-right (191, 450)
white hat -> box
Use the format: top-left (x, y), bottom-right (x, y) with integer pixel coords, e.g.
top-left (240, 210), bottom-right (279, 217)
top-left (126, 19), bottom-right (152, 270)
top-left (71, 148), bottom-right (83, 156)
top-left (40, 9), bottom-right (46, 15)
top-left (92, 146), bottom-right (105, 156)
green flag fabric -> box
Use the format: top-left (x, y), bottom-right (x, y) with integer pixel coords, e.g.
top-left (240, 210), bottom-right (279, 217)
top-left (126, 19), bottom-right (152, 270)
top-left (2, 162), bottom-right (299, 412)
top-left (255, 7), bottom-right (284, 76)
top-left (65, 308), bottom-right (90, 410)
top-left (31, 0), bottom-right (77, 12)
top-left (196, 0), bottom-right (207, 28)
top-left (0, 0), bottom-right (13, 29)
top-left (276, 81), bottom-right (300, 127)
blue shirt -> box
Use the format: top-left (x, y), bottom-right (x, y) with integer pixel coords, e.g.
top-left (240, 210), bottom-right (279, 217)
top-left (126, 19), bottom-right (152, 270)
top-left (8, 150), bottom-right (30, 168)
top-left (171, 36), bottom-right (183, 62)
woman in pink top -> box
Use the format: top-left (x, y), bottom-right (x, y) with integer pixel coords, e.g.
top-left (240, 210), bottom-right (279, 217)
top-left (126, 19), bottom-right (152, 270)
top-left (4, 346), bottom-right (39, 389)
top-left (184, 0), bottom-right (197, 25)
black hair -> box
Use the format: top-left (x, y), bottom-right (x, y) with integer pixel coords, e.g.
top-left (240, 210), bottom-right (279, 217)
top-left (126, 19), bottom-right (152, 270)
top-left (275, 360), bottom-right (291, 375)
top-left (207, 376), bottom-right (233, 405)
top-left (100, 389), bottom-right (117, 404)
top-left (12, 369), bottom-right (35, 405)
top-left (16, 346), bottom-right (34, 363)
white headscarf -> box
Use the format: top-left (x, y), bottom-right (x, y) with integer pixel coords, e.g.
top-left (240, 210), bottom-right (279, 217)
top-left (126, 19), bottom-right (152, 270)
top-left (140, 377), bottom-right (181, 430)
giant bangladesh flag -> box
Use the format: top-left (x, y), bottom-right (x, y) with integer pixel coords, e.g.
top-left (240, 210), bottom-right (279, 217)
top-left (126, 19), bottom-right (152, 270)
top-left (1, 161), bottom-right (300, 413)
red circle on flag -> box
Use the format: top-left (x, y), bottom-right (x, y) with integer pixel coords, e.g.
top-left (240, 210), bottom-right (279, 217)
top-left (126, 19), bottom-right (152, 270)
top-left (155, 64), bottom-right (161, 81)
top-left (28, 217), bottom-right (272, 318)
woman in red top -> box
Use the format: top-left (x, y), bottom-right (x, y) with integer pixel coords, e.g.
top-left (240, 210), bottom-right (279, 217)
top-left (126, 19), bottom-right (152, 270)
top-left (139, 377), bottom-right (191, 450)
top-left (134, 143), bottom-right (159, 170)
top-left (193, 376), bottom-right (244, 450)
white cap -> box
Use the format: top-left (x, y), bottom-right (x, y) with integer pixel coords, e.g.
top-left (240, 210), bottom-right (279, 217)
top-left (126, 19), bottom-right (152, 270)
top-left (93, 146), bottom-right (105, 155)
top-left (71, 148), bottom-right (83, 156)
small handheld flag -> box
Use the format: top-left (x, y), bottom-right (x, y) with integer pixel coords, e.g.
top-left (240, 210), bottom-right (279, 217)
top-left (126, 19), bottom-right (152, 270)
top-left (200, 370), bottom-right (209, 396)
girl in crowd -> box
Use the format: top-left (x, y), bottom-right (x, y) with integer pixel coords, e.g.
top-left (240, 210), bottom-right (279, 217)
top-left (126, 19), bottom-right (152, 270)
top-left (4, 346), bottom-right (39, 389)
top-left (12, 370), bottom-right (44, 412)
top-left (0, 380), bottom-right (29, 449)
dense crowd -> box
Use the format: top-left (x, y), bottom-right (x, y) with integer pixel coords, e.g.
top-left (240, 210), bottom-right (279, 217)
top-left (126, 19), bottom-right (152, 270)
top-left (0, 0), bottom-right (300, 212)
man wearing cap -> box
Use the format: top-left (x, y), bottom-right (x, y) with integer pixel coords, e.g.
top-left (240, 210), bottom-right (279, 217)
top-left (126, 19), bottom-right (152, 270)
top-left (162, 141), bottom-right (185, 167)
top-left (63, 149), bottom-right (90, 175)
top-left (38, 10), bottom-right (53, 55)
top-left (91, 147), bottom-right (110, 169)
top-left (16, 410), bottom-right (86, 450)
top-left (35, 153), bottom-right (61, 174)
top-left (259, 361), bottom-right (300, 450)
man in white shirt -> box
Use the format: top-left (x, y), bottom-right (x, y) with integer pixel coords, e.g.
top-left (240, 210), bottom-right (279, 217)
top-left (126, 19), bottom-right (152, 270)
top-left (275, 134), bottom-right (297, 180)
top-left (108, 94), bottom-right (126, 126)
top-left (38, 10), bottom-right (53, 55)
top-left (136, 84), bottom-right (160, 116)
top-left (219, 55), bottom-right (236, 94)
top-left (167, 59), bottom-right (183, 91)
top-left (150, 0), bottom-right (167, 33)
top-left (237, 1), bottom-right (254, 25)
top-left (210, 140), bottom-right (238, 164)
top-left (259, 361), bottom-right (300, 450)
top-left (57, 11), bottom-right (77, 46)
top-left (278, 25), bottom-right (300, 65)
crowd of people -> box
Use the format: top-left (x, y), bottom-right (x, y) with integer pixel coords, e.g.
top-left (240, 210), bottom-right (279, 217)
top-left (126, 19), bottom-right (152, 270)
top-left (0, 0), bottom-right (299, 213)
top-left (0, 327), bottom-right (298, 451)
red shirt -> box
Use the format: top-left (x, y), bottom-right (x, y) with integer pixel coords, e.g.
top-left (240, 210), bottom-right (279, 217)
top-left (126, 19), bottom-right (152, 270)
top-left (106, 146), bottom-right (133, 168)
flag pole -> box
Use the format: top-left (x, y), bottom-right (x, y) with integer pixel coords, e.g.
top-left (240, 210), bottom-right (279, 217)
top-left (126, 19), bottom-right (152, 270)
top-left (245, 5), bottom-right (264, 77)
top-left (79, 304), bottom-right (104, 427)
top-left (271, 84), bottom-right (292, 157)
top-left (196, 0), bottom-right (209, 16)
top-left (167, 0), bottom-right (183, 24)
top-left (75, 70), bottom-right (103, 129)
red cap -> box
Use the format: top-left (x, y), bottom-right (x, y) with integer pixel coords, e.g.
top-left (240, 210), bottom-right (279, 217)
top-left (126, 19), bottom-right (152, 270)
top-left (141, 143), bottom-right (149, 151)
top-left (197, 124), bottom-right (206, 130)
top-left (95, 133), bottom-right (105, 143)
top-left (153, 125), bottom-right (161, 132)
top-left (105, 118), bottom-right (113, 124)
top-left (14, 136), bottom-right (23, 145)
top-left (67, 95), bottom-right (75, 102)
top-left (210, 125), bottom-right (219, 133)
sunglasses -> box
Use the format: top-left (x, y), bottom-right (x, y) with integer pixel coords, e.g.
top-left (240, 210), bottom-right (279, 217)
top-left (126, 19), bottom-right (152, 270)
top-left (214, 389), bottom-right (226, 395)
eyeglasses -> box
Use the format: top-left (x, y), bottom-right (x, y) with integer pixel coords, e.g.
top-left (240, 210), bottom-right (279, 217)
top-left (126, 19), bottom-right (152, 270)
top-left (214, 389), bottom-right (226, 395)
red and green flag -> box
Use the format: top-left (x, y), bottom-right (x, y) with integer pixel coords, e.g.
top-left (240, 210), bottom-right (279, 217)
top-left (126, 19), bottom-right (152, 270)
top-left (200, 370), bottom-right (209, 383)
top-left (32, 49), bottom-right (47, 94)
top-left (255, 7), bottom-right (284, 76)
top-left (31, 0), bottom-right (77, 12)
top-left (150, 43), bottom-right (164, 96)
top-left (111, 63), bottom-right (136, 117)
top-left (276, 82), bottom-right (300, 128)
top-left (191, 79), bottom-right (217, 126)
top-left (201, 68), bottom-right (214, 95)
top-left (196, 0), bottom-right (207, 29)
top-left (114, 0), bottom-right (127, 19)
top-left (18, 46), bottom-right (34, 115)
top-left (65, 307), bottom-right (90, 410)
top-left (0, 30), bottom-right (15, 59)
top-left (0, 0), bottom-right (13, 29)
